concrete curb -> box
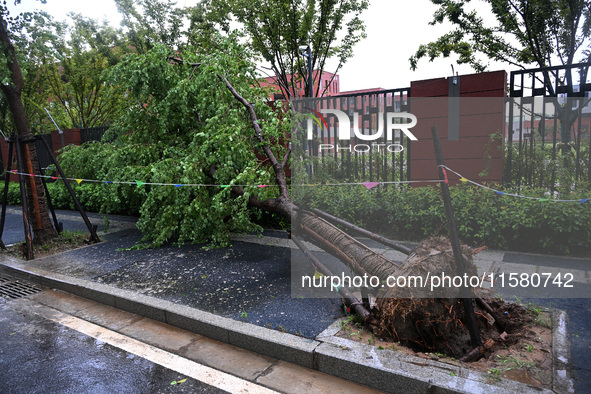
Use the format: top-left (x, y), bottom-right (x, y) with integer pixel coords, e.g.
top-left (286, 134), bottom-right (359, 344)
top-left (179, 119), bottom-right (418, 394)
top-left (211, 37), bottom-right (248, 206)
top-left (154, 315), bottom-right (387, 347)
top-left (0, 257), bottom-right (320, 370)
top-left (0, 257), bottom-right (572, 394)
top-left (552, 309), bottom-right (575, 393)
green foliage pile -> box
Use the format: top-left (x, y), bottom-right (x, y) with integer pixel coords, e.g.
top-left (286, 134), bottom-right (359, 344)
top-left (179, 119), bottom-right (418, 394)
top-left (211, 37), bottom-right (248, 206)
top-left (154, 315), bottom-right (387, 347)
top-left (52, 39), bottom-right (287, 247)
top-left (300, 183), bottom-right (591, 256)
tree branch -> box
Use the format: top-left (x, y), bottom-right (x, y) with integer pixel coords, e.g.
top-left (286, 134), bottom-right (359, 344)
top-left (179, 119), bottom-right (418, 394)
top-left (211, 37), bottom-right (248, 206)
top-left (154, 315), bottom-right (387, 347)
top-left (166, 56), bottom-right (201, 67)
top-left (281, 144), bottom-right (291, 168)
top-left (217, 74), bottom-right (290, 201)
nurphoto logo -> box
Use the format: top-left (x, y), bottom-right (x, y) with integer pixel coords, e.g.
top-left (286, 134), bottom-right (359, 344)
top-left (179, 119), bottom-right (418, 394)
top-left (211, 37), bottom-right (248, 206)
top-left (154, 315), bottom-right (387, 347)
top-left (305, 108), bottom-right (418, 153)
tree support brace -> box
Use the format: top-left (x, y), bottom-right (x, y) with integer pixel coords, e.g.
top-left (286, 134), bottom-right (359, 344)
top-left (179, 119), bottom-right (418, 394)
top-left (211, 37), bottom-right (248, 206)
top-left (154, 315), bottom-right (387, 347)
top-left (431, 126), bottom-right (482, 347)
top-left (0, 134), bottom-right (100, 259)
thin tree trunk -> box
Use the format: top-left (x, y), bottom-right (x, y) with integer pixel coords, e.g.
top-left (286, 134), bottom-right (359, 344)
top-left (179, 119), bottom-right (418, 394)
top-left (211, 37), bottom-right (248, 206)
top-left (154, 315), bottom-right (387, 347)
top-left (1, 14), bottom-right (58, 244)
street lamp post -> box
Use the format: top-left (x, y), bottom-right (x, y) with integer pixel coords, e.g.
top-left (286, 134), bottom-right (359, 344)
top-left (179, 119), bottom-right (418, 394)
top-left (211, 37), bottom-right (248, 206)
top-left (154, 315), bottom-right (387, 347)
top-left (298, 45), bottom-right (313, 98)
top-left (298, 45), bottom-right (313, 176)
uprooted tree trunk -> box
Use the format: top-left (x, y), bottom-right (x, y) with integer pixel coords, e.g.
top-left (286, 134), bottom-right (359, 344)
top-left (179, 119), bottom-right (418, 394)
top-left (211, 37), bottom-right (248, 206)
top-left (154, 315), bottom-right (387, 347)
top-left (220, 76), bottom-right (400, 278)
top-left (220, 74), bottom-right (520, 360)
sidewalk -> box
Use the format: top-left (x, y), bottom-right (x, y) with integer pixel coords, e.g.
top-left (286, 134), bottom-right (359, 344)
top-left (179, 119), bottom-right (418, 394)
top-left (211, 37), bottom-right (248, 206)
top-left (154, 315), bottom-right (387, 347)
top-left (0, 208), bottom-right (589, 392)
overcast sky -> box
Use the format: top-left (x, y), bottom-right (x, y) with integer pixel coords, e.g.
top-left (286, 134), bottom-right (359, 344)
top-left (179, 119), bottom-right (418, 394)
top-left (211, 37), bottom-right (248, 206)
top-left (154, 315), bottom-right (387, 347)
top-left (9, 0), bottom-right (512, 91)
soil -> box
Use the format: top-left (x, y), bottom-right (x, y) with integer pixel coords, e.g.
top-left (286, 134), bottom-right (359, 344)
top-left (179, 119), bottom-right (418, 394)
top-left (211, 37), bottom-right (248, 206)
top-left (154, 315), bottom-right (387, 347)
top-left (337, 300), bottom-right (554, 389)
top-left (342, 237), bottom-right (555, 389)
top-left (1, 231), bottom-right (90, 259)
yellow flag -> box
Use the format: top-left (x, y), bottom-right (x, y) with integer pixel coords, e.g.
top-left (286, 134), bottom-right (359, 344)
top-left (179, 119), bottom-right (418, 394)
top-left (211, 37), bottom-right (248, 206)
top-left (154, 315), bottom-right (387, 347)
top-left (460, 177), bottom-right (468, 182)
top-left (76, 179), bottom-right (83, 184)
top-left (314, 270), bottom-right (324, 279)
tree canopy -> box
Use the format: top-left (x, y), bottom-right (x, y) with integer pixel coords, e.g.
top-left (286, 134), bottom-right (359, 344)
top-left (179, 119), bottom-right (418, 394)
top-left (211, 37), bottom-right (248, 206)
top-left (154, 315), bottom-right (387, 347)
top-left (42, 14), bottom-right (128, 129)
top-left (115, 0), bottom-right (189, 53)
top-left (0, 1), bottom-right (60, 134)
top-left (1, 3), bottom-right (128, 132)
top-left (198, 0), bottom-right (369, 98)
top-left (410, 0), bottom-right (591, 72)
top-left (58, 38), bottom-right (289, 247)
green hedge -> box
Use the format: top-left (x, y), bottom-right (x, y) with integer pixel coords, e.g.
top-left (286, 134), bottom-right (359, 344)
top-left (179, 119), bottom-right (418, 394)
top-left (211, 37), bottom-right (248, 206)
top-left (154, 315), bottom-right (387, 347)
top-left (5, 180), bottom-right (590, 256)
top-left (3, 182), bottom-right (140, 217)
top-left (298, 183), bottom-right (591, 256)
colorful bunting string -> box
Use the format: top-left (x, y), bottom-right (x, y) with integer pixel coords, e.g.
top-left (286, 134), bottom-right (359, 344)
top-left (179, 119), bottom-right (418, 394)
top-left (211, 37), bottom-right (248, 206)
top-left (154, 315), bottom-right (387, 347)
top-left (362, 182), bottom-right (380, 190)
top-left (438, 165), bottom-right (449, 184)
top-left (442, 166), bottom-right (590, 204)
top-left (5, 167), bottom-right (587, 204)
top-left (5, 170), bottom-right (277, 189)
top-left (5, 170), bottom-right (441, 189)
top-left (300, 180), bottom-right (442, 187)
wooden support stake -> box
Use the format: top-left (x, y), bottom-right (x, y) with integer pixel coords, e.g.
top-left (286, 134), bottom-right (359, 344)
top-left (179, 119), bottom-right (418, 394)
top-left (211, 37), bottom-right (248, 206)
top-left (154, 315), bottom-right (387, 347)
top-left (40, 176), bottom-right (62, 234)
top-left (431, 126), bottom-right (481, 347)
top-left (23, 143), bottom-right (42, 230)
top-left (13, 137), bottom-right (33, 259)
top-left (0, 139), bottom-right (12, 249)
top-left (291, 233), bottom-right (375, 324)
top-left (37, 135), bottom-right (100, 243)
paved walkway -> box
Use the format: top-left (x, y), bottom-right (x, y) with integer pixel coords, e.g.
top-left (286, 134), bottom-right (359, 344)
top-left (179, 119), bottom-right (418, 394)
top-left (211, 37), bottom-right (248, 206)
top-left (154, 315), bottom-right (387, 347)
top-left (1, 283), bottom-right (378, 393)
top-left (1, 207), bottom-right (589, 392)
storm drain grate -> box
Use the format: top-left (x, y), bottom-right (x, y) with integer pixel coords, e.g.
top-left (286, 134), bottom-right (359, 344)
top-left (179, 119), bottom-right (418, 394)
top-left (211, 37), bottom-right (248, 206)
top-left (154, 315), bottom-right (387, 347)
top-left (0, 276), bottom-right (43, 300)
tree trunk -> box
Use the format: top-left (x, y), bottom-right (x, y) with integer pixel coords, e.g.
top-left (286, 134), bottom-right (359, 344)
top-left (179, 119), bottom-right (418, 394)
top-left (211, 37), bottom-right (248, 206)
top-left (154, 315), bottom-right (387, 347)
top-left (1, 14), bottom-right (58, 245)
top-left (297, 211), bottom-right (399, 279)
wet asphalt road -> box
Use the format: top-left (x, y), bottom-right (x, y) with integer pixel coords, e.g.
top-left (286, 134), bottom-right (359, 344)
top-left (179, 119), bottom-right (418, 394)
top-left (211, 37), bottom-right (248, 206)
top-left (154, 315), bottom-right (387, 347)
top-left (528, 297), bottom-right (591, 393)
top-left (30, 227), bottom-right (343, 339)
top-left (0, 295), bottom-right (224, 394)
top-left (0, 207), bottom-right (136, 246)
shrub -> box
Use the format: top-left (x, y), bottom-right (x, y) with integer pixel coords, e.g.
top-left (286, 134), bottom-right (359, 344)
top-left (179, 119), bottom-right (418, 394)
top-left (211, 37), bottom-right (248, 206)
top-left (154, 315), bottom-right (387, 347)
top-left (299, 183), bottom-right (591, 256)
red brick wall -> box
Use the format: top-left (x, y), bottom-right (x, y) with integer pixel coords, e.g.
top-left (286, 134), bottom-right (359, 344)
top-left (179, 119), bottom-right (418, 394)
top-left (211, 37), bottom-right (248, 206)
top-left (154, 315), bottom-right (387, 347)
top-left (409, 71), bottom-right (506, 185)
top-left (1, 129), bottom-right (81, 181)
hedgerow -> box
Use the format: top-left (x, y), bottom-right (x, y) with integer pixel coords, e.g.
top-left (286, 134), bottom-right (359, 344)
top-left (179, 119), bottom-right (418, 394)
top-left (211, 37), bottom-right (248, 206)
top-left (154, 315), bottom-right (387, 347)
top-left (5, 177), bottom-right (589, 255)
top-left (298, 183), bottom-right (591, 256)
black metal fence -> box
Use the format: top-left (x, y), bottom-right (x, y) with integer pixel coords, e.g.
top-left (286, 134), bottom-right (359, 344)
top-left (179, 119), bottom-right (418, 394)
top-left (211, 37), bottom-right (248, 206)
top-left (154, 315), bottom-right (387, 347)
top-left (292, 88), bottom-right (412, 183)
top-left (506, 63), bottom-right (591, 193)
top-left (80, 126), bottom-right (110, 143)
top-left (34, 134), bottom-right (54, 173)
top-left (33, 126), bottom-right (109, 172)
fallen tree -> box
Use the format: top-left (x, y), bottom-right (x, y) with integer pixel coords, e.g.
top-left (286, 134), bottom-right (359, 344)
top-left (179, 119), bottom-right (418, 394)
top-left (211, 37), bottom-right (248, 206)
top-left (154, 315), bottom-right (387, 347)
top-left (58, 41), bottom-right (525, 359)
top-left (218, 60), bottom-right (525, 359)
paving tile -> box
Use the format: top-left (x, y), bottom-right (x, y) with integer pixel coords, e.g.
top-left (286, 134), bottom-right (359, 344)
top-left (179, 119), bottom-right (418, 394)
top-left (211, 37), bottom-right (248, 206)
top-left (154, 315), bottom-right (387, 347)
top-left (31, 289), bottom-right (97, 315)
top-left (73, 302), bottom-right (143, 331)
top-left (181, 337), bottom-right (275, 381)
top-left (119, 317), bottom-right (199, 352)
top-left (255, 360), bottom-right (381, 394)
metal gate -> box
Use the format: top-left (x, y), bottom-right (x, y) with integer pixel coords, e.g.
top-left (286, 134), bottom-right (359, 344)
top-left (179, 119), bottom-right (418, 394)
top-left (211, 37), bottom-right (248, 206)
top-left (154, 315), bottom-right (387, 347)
top-left (506, 62), bottom-right (591, 193)
top-left (292, 88), bottom-right (412, 184)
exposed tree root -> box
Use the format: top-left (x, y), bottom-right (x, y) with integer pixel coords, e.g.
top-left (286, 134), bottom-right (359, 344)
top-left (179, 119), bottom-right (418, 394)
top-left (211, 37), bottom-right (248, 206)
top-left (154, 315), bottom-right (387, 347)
top-left (373, 237), bottom-right (511, 358)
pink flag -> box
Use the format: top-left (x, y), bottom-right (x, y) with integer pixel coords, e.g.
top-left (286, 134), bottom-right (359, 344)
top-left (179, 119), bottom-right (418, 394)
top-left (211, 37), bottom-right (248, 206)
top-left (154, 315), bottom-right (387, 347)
top-left (362, 182), bottom-right (380, 190)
